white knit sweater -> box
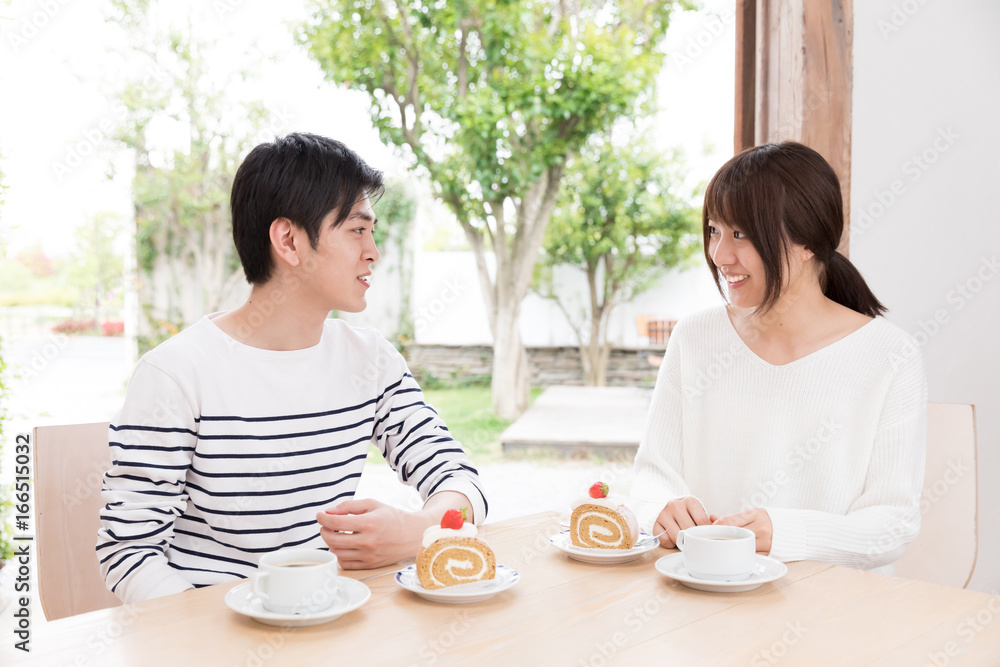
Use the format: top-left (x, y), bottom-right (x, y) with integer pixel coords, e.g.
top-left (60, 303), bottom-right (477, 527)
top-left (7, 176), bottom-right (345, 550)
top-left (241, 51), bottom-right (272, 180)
top-left (631, 306), bottom-right (927, 571)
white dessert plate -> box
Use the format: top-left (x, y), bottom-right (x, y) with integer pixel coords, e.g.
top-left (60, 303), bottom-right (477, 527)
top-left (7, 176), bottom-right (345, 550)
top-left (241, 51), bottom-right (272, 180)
top-left (395, 564), bottom-right (519, 603)
top-left (549, 530), bottom-right (660, 564)
top-left (654, 553), bottom-right (788, 593)
top-left (225, 576), bottom-right (371, 627)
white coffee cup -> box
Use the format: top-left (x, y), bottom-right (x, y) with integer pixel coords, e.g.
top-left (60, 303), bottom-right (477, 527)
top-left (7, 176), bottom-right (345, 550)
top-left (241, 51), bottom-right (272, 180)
top-left (252, 548), bottom-right (340, 614)
top-left (675, 525), bottom-right (757, 582)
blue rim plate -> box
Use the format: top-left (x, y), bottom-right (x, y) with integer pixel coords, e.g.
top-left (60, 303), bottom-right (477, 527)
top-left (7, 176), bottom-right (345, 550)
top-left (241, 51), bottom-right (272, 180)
top-left (395, 564), bottom-right (519, 603)
top-left (549, 530), bottom-right (660, 564)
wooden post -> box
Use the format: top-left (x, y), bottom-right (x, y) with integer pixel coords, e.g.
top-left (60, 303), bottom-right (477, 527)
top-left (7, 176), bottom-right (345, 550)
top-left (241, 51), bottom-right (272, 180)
top-left (734, 0), bottom-right (757, 153)
top-left (739, 0), bottom-right (854, 254)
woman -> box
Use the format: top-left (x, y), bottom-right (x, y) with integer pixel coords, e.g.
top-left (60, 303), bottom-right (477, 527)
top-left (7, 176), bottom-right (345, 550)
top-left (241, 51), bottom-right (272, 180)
top-left (631, 142), bottom-right (926, 572)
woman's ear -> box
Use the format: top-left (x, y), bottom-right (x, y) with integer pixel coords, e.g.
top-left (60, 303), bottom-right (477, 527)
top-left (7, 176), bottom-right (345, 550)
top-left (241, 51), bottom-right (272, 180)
top-left (794, 245), bottom-right (815, 263)
top-left (269, 218), bottom-right (301, 268)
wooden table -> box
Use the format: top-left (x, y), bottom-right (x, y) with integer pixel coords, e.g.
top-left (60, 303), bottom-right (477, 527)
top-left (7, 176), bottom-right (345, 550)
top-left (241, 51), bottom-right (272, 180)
top-left (5, 512), bottom-right (1000, 665)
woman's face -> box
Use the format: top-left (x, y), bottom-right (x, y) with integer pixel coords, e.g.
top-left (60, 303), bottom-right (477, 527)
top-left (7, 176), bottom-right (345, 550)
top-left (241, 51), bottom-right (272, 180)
top-left (708, 218), bottom-right (817, 312)
top-left (707, 218), bottom-right (766, 309)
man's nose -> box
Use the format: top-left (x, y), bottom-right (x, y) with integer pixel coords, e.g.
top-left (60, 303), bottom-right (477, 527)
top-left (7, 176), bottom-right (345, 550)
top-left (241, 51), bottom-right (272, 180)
top-left (365, 234), bottom-right (380, 263)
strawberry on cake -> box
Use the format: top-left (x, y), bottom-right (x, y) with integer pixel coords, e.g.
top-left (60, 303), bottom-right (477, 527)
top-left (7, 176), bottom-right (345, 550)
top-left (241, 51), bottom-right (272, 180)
top-left (570, 482), bottom-right (639, 549)
top-left (416, 508), bottom-right (496, 590)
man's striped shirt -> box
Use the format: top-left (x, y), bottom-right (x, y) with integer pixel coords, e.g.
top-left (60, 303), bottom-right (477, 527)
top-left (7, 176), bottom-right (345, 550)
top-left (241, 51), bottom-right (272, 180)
top-left (97, 315), bottom-right (488, 602)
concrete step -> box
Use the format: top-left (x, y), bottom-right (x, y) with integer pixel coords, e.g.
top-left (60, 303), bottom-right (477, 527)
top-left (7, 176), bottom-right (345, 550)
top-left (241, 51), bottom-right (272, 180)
top-left (500, 386), bottom-right (652, 458)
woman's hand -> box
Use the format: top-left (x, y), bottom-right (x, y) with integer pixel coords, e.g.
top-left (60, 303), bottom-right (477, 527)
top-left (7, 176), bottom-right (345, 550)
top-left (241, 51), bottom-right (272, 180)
top-left (653, 496), bottom-right (716, 548)
top-left (713, 508), bottom-right (773, 554)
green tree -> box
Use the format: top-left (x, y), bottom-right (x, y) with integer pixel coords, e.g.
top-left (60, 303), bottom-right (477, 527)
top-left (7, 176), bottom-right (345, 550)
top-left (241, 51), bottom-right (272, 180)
top-left (300, 0), bottom-right (687, 419)
top-left (539, 133), bottom-right (700, 385)
top-left (66, 212), bottom-right (125, 327)
top-left (0, 125), bottom-right (12, 566)
top-left (0, 2), bottom-right (13, 558)
top-left (107, 4), bottom-right (276, 352)
top-left (373, 177), bottom-right (418, 343)
top-left (0, 152), bottom-right (8, 257)
top-left (0, 333), bottom-right (11, 566)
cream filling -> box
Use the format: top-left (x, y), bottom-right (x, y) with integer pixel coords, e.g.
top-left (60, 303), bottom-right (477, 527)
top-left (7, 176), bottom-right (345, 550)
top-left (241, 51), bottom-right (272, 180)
top-left (572, 500), bottom-right (640, 546)
top-left (422, 523), bottom-right (478, 549)
top-left (428, 557), bottom-right (482, 588)
top-left (576, 509), bottom-right (629, 545)
top-left (570, 493), bottom-right (628, 511)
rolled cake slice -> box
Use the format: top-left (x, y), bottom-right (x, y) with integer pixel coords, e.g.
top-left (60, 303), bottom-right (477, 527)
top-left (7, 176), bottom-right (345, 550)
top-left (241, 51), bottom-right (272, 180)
top-left (417, 508), bottom-right (496, 590)
top-left (570, 482), bottom-right (639, 549)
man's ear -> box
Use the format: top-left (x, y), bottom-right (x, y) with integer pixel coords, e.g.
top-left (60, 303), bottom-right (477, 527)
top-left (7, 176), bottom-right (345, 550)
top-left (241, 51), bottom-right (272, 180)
top-left (269, 218), bottom-right (301, 268)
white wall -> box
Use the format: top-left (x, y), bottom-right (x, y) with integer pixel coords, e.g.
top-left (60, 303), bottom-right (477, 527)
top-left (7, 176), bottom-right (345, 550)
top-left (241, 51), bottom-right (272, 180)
top-left (397, 250), bottom-right (721, 347)
top-left (851, 1), bottom-right (1000, 592)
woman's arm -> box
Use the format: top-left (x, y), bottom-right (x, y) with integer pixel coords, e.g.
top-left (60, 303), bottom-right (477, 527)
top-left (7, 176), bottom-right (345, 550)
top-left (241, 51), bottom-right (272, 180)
top-left (631, 327), bottom-right (697, 534)
top-left (763, 348), bottom-right (928, 569)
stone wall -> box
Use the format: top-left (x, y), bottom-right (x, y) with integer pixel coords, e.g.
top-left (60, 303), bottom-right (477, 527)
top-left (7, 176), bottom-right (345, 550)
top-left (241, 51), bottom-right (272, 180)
top-left (403, 344), bottom-right (662, 387)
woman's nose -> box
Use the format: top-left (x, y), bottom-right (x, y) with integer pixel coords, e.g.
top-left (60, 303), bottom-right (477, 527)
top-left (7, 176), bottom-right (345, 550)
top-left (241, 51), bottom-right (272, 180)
top-left (711, 235), bottom-right (735, 266)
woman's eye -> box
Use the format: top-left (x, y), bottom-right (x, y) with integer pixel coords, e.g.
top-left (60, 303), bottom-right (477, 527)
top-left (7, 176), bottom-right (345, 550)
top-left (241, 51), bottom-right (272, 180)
top-left (733, 230), bottom-right (746, 239)
top-left (708, 226), bottom-right (718, 235)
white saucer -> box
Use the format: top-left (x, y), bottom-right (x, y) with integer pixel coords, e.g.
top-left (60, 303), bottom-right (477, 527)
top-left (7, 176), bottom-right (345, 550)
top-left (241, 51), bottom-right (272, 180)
top-left (549, 530), bottom-right (660, 564)
top-left (225, 577), bottom-right (371, 626)
top-left (654, 553), bottom-right (788, 592)
top-left (395, 564), bottom-right (519, 603)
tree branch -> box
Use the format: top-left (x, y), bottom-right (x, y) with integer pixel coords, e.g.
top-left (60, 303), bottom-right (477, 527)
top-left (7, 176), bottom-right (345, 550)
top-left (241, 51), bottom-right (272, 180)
top-left (512, 161), bottom-right (566, 302)
top-left (377, 0), bottom-right (422, 136)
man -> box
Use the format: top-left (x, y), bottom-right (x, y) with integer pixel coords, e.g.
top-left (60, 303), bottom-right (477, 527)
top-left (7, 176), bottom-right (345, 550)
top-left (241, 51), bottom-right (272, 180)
top-left (98, 133), bottom-right (487, 602)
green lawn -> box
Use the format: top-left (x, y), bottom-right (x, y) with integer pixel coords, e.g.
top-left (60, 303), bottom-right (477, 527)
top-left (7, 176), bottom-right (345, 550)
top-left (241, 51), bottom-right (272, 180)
top-left (368, 385), bottom-right (543, 462)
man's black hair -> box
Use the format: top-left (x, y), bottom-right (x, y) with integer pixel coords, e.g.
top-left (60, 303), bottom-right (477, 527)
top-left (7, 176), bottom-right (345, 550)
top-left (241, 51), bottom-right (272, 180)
top-left (230, 133), bottom-right (384, 284)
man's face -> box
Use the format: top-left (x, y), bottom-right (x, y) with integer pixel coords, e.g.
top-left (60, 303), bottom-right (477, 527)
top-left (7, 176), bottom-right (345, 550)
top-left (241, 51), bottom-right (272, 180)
top-left (298, 195), bottom-right (379, 314)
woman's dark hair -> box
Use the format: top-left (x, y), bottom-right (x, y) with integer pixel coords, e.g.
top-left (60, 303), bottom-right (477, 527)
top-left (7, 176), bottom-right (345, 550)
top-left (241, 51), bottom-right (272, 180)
top-left (702, 141), bottom-right (886, 318)
top-left (230, 133), bottom-right (385, 285)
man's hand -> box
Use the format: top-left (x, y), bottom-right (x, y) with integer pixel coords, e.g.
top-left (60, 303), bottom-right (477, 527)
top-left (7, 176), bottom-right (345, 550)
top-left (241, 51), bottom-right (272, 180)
top-left (317, 499), bottom-right (429, 569)
top-left (317, 492), bottom-right (473, 569)
top-left (653, 496), bottom-right (716, 548)
top-left (713, 508), bottom-right (773, 554)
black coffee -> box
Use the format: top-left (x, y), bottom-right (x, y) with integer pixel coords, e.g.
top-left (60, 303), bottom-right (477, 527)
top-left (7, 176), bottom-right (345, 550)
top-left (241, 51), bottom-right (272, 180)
top-left (276, 561), bottom-right (319, 567)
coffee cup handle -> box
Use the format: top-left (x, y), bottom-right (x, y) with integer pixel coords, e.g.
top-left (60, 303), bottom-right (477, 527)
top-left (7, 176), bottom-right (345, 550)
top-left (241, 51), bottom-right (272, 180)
top-left (675, 530), bottom-right (686, 551)
top-left (252, 572), bottom-right (269, 604)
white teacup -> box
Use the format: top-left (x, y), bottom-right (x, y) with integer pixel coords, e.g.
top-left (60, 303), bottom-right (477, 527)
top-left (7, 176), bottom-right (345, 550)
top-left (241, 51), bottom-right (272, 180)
top-left (675, 525), bottom-right (756, 582)
top-left (252, 548), bottom-right (340, 614)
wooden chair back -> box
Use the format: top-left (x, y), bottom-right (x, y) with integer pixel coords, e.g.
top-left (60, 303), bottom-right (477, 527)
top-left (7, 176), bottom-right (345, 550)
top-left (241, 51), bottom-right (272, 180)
top-left (895, 403), bottom-right (978, 588)
top-left (33, 422), bottom-right (122, 620)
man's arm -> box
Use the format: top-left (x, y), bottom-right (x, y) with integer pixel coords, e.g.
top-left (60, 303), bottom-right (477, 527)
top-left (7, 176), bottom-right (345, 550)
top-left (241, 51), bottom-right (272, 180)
top-left (97, 362), bottom-right (197, 601)
top-left (317, 337), bottom-right (488, 569)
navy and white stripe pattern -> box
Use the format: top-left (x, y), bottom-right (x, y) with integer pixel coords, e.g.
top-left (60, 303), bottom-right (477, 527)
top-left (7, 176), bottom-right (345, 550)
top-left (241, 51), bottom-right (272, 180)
top-left (97, 317), bottom-right (488, 602)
